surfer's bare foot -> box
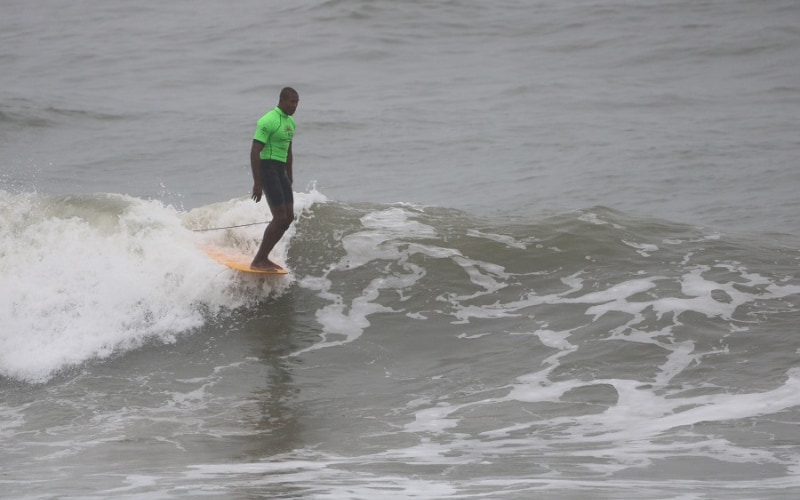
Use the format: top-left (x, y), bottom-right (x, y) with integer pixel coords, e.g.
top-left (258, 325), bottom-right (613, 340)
top-left (250, 259), bottom-right (283, 272)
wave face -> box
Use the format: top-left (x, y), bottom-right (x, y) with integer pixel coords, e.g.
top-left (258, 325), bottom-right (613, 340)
top-left (3, 188), bottom-right (800, 497)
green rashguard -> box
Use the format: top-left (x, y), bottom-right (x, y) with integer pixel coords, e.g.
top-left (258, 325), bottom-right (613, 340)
top-left (254, 107), bottom-right (296, 162)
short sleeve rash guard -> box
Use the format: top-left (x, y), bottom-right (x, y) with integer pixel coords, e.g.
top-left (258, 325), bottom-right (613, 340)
top-left (254, 107), bottom-right (296, 162)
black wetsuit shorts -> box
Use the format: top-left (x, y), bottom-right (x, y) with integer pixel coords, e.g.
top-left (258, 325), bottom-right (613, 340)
top-left (260, 159), bottom-right (293, 208)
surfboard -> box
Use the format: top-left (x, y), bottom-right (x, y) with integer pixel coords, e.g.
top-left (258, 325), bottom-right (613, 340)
top-left (202, 246), bottom-right (289, 275)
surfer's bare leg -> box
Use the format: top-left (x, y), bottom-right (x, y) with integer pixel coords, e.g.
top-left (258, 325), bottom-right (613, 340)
top-left (251, 204), bottom-right (294, 271)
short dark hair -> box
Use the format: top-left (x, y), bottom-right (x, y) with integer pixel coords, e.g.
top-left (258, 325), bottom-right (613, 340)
top-left (280, 87), bottom-right (298, 100)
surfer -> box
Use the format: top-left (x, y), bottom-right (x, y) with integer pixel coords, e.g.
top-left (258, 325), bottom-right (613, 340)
top-left (249, 87), bottom-right (299, 271)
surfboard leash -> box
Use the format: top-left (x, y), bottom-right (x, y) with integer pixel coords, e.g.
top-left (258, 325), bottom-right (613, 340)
top-left (191, 221), bottom-right (270, 232)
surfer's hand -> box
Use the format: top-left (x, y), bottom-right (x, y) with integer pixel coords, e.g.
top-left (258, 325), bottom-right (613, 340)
top-left (252, 185), bottom-right (262, 202)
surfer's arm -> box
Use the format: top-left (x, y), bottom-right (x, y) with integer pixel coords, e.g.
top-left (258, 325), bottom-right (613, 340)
top-left (251, 140), bottom-right (265, 202)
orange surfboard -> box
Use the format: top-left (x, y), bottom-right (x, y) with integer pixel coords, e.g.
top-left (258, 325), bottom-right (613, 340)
top-left (202, 247), bottom-right (289, 275)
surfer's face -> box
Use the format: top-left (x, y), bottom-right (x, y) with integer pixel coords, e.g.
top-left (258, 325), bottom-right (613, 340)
top-left (279, 93), bottom-right (299, 116)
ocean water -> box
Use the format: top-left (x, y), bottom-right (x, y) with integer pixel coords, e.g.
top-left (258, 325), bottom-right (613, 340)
top-left (2, 0), bottom-right (800, 498)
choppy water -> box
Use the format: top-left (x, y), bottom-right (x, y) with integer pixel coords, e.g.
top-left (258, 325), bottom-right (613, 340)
top-left (2, 1), bottom-right (800, 499)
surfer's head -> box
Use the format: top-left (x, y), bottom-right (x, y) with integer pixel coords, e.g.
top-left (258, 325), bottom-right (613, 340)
top-left (278, 87), bottom-right (299, 116)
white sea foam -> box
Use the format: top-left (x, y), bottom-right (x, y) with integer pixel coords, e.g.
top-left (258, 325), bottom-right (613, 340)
top-left (296, 207), bottom-right (434, 354)
top-left (0, 190), bottom-right (324, 383)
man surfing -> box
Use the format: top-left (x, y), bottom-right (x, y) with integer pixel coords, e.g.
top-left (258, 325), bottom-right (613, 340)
top-left (249, 87), bottom-right (299, 272)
